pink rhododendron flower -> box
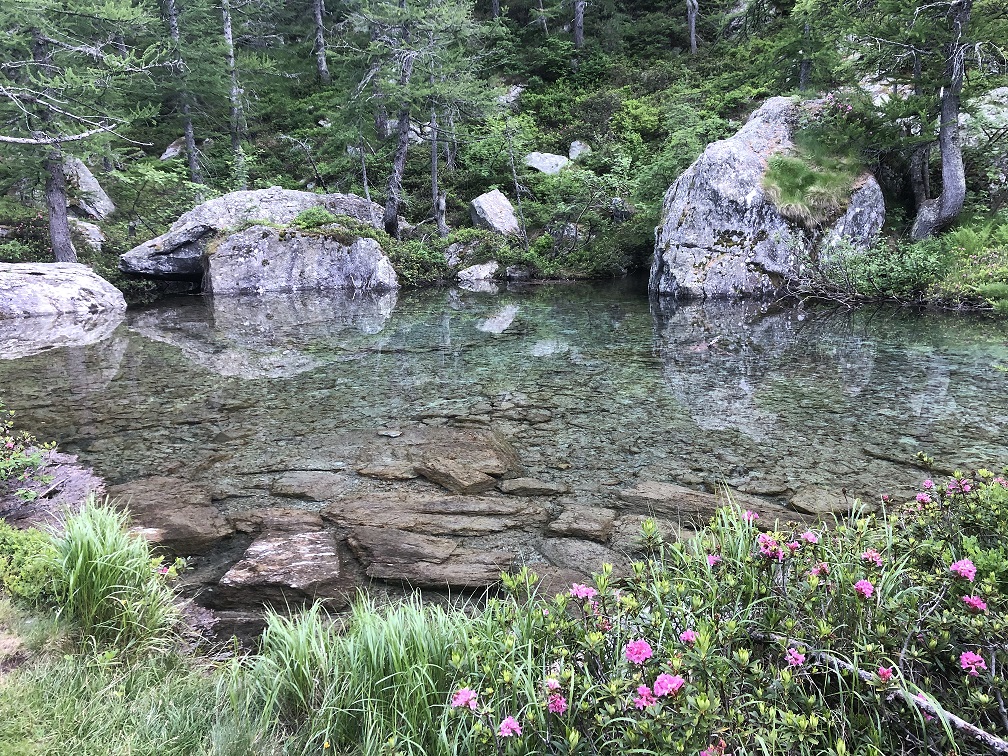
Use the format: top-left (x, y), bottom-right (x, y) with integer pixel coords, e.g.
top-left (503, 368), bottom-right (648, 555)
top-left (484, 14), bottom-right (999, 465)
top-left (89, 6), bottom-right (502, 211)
top-left (652, 673), bottom-right (685, 697)
top-left (854, 579), bottom-right (874, 599)
top-left (809, 562), bottom-right (829, 578)
top-left (861, 549), bottom-right (883, 568)
top-left (633, 684), bottom-right (657, 709)
top-left (679, 629), bottom-right (697, 644)
top-left (960, 650), bottom-right (987, 677)
top-left (878, 666), bottom-right (894, 682)
top-left (545, 677), bottom-right (560, 691)
top-left (950, 559), bottom-right (977, 581)
top-left (451, 688), bottom-right (478, 710)
top-left (785, 648), bottom-right (805, 667)
top-left (800, 530), bottom-right (819, 544)
top-left (962, 595), bottom-right (988, 613)
top-left (994, 476), bottom-right (1008, 489)
top-left (547, 693), bottom-right (567, 714)
top-left (947, 478), bottom-right (973, 494)
top-left (916, 492), bottom-right (931, 504)
top-left (757, 533), bottom-right (784, 561)
top-left (923, 479), bottom-right (934, 490)
top-left (569, 583), bottom-right (597, 599)
top-left (743, 510), bottom-right (759, 523)
top-left (624, 638), bottom-right (653, 664)
top-left (498, 716), bottom-right (522, 737)
top-left (706, 554), bottom-right (722, 567)
top-left (699, 740), bottom-right (729, 756)
top-left (787, 541), bottom-right (800, 553)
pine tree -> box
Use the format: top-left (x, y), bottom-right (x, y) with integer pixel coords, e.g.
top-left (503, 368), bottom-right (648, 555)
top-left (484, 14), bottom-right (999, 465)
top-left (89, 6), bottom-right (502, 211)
top-left (0, 0), bottom-right (161, 262)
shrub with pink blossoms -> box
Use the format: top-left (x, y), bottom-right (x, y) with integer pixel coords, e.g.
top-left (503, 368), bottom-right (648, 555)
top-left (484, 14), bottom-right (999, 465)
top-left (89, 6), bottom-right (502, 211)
top-left (950, 558), bottom-right (977, 581)
top-left (854, 579), bottom-right (874, 599)
top-left (962, 595), bottom-right (988, 613)
top-left (624, 638), bottom-right (653, 664)
top-left (497, 716), bottom-right (522, 737)
top-left (960, 650), bottom-right (988, 677)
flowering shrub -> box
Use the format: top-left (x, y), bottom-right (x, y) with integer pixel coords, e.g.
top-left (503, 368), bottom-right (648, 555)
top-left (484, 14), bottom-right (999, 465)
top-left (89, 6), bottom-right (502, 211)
top-left (0, 403), bottom-right (50, 501)
top-left (443, 471), bottom-right (1008, 756)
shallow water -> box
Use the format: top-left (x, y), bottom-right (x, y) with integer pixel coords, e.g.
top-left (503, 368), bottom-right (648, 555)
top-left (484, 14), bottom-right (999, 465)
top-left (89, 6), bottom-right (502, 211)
top-left (3, 280), bottom-right (1007, 515)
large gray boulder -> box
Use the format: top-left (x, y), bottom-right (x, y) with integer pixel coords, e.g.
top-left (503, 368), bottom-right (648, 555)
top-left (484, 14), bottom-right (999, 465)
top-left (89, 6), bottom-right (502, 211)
top-left (524, 152), bottom-right (570, 175)
top-left (65, 156), bottom-right (115, 220)
top-left (205, 226), bottom-right (398, 295)
top-left (650, 97), bottom-right (885, 299)
top-left (120, 187), bottom-right (388, 284)
top-left (470, 189), bottom-right (520, 235)
top-left (0, 263), bottom-right (125, 318)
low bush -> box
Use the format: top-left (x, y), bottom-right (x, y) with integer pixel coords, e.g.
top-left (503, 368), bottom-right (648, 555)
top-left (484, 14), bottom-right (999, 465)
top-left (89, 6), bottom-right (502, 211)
top-left (230, 471), bottom-right (1008, 756)
top-left (0, 403), bottom-right (49, 500)
top-left (0, 523), bottom-right (59, 604)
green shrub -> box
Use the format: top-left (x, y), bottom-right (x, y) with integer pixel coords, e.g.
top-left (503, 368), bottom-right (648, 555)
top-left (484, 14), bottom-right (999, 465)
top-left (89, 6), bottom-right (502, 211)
top-left (0, 523), bottom-right (59, 604)
top-left (292, 206), bottom-right (340, 230)
top-left (54, 497), bottom-right (178, 651)
top-left (0, 402), bottom-right (51, 500)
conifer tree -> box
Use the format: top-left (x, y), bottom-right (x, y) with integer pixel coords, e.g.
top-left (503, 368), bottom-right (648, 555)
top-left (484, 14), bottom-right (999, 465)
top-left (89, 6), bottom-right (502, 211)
top-left (0, 0), bottom-right (160, 261)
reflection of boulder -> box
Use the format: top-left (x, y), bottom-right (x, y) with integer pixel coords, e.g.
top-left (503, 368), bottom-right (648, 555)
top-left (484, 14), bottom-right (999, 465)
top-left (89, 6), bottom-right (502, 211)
top-left (128, 290), bottom-right (397, 378)
top-left (652, 300), bottom-right (879, 441)
top-left (0, 263), bottom-right (126, 359)
top-left (0, 311), bottom-right (125, 360)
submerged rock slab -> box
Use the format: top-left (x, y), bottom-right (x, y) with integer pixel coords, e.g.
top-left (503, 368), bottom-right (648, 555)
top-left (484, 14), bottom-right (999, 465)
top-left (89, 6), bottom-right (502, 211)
top-left (110, 476), bottom-right (235, 555)
top-left (322, 492), bottom-right (546, 537)
top-left (347, 525), bottom-right (513, 588)
top-left (217, 530), bottom-right (351, 607)
top-left (618, 481), bottom-right (801, 529)
top-left (415, 457), bottom-right (498, 494)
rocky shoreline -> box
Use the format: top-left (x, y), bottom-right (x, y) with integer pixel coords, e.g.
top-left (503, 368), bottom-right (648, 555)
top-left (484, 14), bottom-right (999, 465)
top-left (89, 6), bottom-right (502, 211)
top-left (2, 421), bottom-right (845, 641)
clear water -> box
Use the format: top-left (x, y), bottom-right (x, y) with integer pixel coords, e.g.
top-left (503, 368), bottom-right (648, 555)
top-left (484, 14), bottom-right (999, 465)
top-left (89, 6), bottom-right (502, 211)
top-left (2, 280), bottom-right (1007, 517)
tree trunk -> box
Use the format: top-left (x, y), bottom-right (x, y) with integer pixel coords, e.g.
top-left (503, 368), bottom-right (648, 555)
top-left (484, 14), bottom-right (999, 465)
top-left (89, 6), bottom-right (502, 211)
top-left (359, 134), bottom-right (377, 226)
top-left (573, 0), bottom-right (585, 49)
top-left (313, 0), bottom-right (331, 84)
top-left (384, 108), bottom-right (411, 239)
top-left (536, 0), bottom-right (548, 32)
top-left (911, 0), bottom-right (972, 240)
top-left (686, 0), bottom-right (698, 55)
top-left (431, 107), bottom-right (448, 237)
top-left (45, 149), bottom-right (76, 263)
top-left (491, 0), bottom-right (499, 18)
top-left (798, 21), bottom-right (810, 89)
top-left (221, 0), bottom-right (246, 189)
top-left (165, 0), bottom-right (204, 185)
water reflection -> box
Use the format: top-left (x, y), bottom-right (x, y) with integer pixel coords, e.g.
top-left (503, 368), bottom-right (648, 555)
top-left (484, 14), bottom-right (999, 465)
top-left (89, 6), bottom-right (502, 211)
top-left (0, 282), bottom-right (1004, 512)
top-left (0, 308), bottom-right (125, 360)
top-left (128, 291), bottom-right (398, 379)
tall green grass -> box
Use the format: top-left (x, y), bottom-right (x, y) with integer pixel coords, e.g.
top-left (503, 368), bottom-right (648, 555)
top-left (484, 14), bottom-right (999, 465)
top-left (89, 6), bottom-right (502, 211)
top-left (249, 597), bottom-right (471, 756)
top-left (54, 496), bottom-right (178, 651)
